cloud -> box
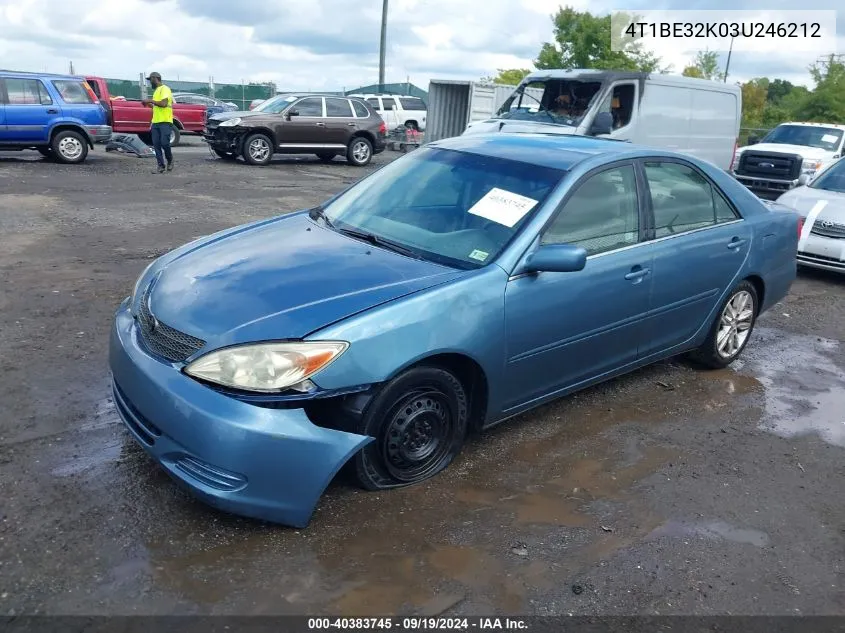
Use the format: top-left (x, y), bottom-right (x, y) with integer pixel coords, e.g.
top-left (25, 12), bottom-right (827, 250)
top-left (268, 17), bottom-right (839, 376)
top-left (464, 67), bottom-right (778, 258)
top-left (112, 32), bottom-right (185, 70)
top-left (0, 0), bottom-right (841, 94)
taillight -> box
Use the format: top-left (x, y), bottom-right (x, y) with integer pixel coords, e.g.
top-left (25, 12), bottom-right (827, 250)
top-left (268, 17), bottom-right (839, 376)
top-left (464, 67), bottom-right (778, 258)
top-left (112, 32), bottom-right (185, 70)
top-left (379, 122), bottom-right (386, 135)
top-left (729, 139), bottom-right (738, 171)
top-left (797, 216), bottom-right (804, 239)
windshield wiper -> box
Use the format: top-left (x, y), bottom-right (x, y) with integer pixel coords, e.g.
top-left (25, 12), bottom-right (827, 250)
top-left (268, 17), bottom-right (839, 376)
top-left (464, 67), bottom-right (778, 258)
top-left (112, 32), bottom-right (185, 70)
top-left (336, 227), bottom-right (424, 260)
top-left (308, 205), bottom-right (334, 228)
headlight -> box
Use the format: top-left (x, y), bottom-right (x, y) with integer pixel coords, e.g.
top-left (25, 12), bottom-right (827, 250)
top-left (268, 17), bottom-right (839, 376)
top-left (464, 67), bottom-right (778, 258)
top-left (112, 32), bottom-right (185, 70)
top-left (801, 158), bottom-right (822, 174)
top-left (731, 152), bottom-right (742, 170)
top-left (219, 117), bottom-right (242, 127)
top-left (184, 341), bottom-right (348, 392)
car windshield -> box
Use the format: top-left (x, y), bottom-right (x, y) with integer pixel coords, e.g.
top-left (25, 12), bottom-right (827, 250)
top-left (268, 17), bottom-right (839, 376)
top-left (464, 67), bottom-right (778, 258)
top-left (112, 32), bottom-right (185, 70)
top-left (254, 94), bottom-right (299, 114)
top-left (495, 79), bottom-right (604, 127)
top-left (760, 125), bottom-right (844, 152)
top-left (810, 159), bottom-right (845, 194)
top-left (320, 147), bottom-right (564, 269)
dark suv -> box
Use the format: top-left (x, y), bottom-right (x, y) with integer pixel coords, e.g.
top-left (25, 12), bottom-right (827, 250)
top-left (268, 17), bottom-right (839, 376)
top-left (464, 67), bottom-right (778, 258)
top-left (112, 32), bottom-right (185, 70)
top-left (204, 93), bottom-right (387, 166)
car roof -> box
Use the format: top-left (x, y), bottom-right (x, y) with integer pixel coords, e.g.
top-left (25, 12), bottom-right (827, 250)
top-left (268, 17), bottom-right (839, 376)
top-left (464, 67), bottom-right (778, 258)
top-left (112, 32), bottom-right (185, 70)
top-left (0, 70), bottom-right (84, 81)
top-left (428, 133), bottom-right (675, 171)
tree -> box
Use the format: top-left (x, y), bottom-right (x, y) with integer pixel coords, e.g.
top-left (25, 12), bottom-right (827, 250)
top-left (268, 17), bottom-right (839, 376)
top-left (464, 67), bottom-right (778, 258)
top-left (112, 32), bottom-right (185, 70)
top-left (480, 68), bottom-right (532, 85)
top-left (740, 79), bottom-right (769, 128)
top-left (794, 55), bottom-right (845, 122)
top-left (534, 7), bottom-right (668, 73)
top-left (766, 79), bottom-right (795, 104)
top-left (682, 50), bottom-right (724, 81)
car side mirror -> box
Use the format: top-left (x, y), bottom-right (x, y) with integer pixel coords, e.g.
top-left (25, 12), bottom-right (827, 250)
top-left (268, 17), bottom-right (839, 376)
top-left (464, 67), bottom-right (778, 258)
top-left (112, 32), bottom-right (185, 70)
top-left (590, 111), bottom-right (613, 136)
top-left (286, 109), bottom-right (299, 120)
top-left (748, 135), bottom-right (760, 145)
top-left (523, 243), bottom-right (587, 274)
top-left (797, 174), bottom-right (809, 186)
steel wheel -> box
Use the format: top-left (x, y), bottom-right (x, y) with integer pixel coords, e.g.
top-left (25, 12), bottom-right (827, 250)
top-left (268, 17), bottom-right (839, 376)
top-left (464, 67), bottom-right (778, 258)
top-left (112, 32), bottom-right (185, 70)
top-left (58, 136), bottom-right (84, 161)
top-left (380, 388), bottom-right (454, 482)
top-left (717, 290), bottom-right (754, 358)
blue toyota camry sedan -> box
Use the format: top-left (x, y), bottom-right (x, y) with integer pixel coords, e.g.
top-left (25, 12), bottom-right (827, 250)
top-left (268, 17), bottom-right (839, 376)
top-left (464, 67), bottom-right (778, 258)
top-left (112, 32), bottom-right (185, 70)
top-left (109, 133), bottom-right (800, 527)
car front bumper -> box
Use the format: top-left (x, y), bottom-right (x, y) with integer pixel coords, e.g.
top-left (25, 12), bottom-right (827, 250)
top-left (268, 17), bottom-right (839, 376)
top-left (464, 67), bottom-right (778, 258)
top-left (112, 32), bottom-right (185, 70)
top-left (797, 233), bottom-right (845, 274)
top-left (108, 297), bottom-right (372, 528)
top-left (87, 125), bottom-right (113, 144)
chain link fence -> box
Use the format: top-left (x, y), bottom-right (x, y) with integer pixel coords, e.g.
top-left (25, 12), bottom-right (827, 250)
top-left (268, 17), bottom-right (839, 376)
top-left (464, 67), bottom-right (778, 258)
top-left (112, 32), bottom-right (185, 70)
top-left (102, 77), bottom-right (276, 110)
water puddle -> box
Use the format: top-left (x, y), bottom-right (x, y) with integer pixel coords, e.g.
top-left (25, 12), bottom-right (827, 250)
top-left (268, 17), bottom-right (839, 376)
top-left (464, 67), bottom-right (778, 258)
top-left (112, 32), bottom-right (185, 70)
top-left (743, 328), bottom-right (845, 447)
top-left (648, 519), bottom-right (769, 547)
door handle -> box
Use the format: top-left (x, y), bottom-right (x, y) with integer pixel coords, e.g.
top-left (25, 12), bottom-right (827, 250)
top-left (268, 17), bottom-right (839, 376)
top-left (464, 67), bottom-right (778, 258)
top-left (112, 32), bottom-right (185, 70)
top-left (624, 266), bottom-right (650, 281)
top-left (727, 237), bottom-right (747, 250)
top-left (315, 122), bottom-right (325, 127)
top-left (347, 122), bottom-right (356, 126)
top-left (46, 109), bottom-right (59, 114)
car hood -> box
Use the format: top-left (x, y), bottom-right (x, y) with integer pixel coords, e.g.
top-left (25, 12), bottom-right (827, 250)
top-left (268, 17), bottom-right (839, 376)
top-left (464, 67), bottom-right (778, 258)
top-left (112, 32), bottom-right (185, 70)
top-left (208, 110), bottom-right (264, 122)
top-left (738, 143), bottom-right (834, 160)
top-left (463, 119), bottom-right (578, 136)
top-left (776, 186), bottom-right (845, 218)
top-left (144, 212), bottom-right (464, 347)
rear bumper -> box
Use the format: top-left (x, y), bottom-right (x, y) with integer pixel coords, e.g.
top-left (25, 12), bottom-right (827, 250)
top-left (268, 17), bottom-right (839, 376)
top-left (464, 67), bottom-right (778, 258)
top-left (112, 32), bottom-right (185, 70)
top-left (108, 297), bottom-right (372, 527)
top-left (87, 125), bottom-right (113, 144)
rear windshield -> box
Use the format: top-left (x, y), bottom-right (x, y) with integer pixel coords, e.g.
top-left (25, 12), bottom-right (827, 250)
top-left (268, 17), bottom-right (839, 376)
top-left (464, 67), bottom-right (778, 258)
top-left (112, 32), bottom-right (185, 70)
top-left (53, 80), bottom-right (95, 104)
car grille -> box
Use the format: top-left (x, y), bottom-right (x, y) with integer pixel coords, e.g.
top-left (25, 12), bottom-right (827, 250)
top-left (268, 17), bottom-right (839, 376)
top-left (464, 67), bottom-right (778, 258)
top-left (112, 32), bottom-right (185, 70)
top-left (735, 151), bottom-right (802, 181)
top-left (810, 220), bottom-right (845, 239)
top-left (136, 286), bottom-right (205, 363)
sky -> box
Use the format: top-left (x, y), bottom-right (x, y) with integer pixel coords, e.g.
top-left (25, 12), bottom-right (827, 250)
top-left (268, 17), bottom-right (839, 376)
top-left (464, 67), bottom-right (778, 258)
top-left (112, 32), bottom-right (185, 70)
top-left (0, 0), bottom-right (842, 92)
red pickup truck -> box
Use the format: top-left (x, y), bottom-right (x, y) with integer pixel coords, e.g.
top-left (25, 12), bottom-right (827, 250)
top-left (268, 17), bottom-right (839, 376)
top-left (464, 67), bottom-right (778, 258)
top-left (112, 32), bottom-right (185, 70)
top-left (84, 76), bottom-right (206, 146)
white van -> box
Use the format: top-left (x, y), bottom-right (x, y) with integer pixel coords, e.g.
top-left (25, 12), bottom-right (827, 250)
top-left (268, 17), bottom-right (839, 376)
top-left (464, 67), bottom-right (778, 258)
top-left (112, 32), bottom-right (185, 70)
top-left (460, 70), bottom-right (742, 171)
top-left (349, 93), bottom-right (427, 131)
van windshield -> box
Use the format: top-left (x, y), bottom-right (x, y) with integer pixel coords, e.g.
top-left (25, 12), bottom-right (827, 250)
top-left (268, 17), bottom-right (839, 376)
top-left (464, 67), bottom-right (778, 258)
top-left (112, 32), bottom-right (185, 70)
top-left (496, 79), bottom-right (605, 127)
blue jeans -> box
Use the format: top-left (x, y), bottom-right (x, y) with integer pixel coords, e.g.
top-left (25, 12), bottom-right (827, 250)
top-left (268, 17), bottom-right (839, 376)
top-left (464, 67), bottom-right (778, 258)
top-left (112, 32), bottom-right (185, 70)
top-left (150, 122), bottom-right (173, 167)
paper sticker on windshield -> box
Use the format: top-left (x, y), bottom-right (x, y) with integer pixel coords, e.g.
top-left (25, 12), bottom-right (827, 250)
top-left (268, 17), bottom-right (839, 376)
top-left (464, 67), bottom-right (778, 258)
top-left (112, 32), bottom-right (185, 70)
top-left (468, 249), bottom-right (489, 262)
top-left (821, 134), bottom-right (839, 144)
top-left (468, 188), bottom-right (538, 228)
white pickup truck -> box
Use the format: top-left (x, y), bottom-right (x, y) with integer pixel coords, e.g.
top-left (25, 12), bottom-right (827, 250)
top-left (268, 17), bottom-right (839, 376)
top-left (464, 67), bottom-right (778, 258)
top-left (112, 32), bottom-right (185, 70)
top-left (731, 122), bottom-right (845, 199)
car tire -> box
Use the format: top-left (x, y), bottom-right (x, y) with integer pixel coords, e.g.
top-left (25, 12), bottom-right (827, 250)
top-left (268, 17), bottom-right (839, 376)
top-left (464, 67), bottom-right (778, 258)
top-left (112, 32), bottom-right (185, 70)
top-left (316, 152), bottom-right (337, 163)
top-left (213, 149), bottom-right (237, 160)
top-left (353, 365), bottom-right (469, 491)
top-left (51, 130), bottom-right (88, 164)
top-left (688, 280), bottom-right (758, 369)
top-left (346, 136), bottom-right (373, 166)
top-left (243, 133), bottom-right (273, 166)
top-left (169, 126), bottom-right (181, 147)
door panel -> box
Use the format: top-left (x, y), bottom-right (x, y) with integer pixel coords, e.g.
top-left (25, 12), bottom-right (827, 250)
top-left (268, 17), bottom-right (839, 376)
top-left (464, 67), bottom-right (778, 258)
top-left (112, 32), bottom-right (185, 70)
top-left (638, 159), bottom-right (752, 355)
top-left (503, 162), bottom-right (651, 409)
top-left (276, 97), bottom-right (325, 146)
top-left (3, 78), bottom-right (59, 142)
top-left (324, 97), bottom-right (357, 145)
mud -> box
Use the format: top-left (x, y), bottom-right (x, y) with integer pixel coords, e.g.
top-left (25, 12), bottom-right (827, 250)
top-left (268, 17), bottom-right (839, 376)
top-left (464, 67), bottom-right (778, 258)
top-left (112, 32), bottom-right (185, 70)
top-left (1, 141), bottom-right (844, 616)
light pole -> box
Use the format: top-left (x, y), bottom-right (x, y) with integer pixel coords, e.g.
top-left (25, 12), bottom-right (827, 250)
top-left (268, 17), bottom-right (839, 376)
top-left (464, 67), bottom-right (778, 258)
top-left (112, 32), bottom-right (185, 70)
top-left (723, 36), bottom-right (734, 82)
top-left (379, 0), bottom-right (388, 91)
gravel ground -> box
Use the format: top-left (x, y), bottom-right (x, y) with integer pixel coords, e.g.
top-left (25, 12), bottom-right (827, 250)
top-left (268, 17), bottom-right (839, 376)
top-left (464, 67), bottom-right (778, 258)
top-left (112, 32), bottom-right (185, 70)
top-left (1, 138), bottom-right (844, 616)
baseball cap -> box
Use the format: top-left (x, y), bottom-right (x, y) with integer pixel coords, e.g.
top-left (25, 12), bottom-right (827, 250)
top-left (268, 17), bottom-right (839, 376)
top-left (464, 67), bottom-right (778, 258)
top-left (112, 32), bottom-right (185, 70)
top-left (146, 72), bottom-right (161, 81)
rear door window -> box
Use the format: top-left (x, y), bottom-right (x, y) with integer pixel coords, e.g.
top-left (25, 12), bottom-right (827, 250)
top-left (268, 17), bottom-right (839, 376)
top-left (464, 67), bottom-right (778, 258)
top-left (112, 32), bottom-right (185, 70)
top-left (6, 78), bottom-right (53, 105)
top-left (366, 98), bottom-right (382, 110)
top-left (325, 97), bottom-right (354, 117)
top-left (52, 80), bottom-right (95, 104)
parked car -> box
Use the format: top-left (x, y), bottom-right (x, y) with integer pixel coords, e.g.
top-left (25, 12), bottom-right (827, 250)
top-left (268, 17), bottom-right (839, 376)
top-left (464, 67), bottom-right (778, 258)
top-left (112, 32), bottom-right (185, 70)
top-left (732, 122), bottom-right (845, 200)
top-left (452, 70), bottom-right (741, 172)
top-left (249, 99), bottom-right (265, 110)
top-left (204, 93), bottom-right (386, 166)
top-left (0, 70), bottom-right (111, 163)
top-left (775, 156), bottom-right (845, 273)
top-left (84, 76), bottom-right (206, 146)
top-left (172, 92), bottom-right (238, 119)
top-left (348, 93), bottom-right (427, 131)
top-left (110, 133), bottom-right (799, 527)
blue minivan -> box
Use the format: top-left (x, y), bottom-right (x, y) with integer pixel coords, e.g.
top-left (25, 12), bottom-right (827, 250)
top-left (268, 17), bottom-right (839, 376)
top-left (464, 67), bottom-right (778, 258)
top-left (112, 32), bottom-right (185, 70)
top-left (0, 71), bottom-right (112, 163)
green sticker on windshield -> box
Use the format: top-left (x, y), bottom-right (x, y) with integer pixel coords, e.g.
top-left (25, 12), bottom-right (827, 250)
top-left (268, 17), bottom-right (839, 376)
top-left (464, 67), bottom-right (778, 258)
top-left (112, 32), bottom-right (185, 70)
top-left (469, 249), bottom-right (489, 262)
